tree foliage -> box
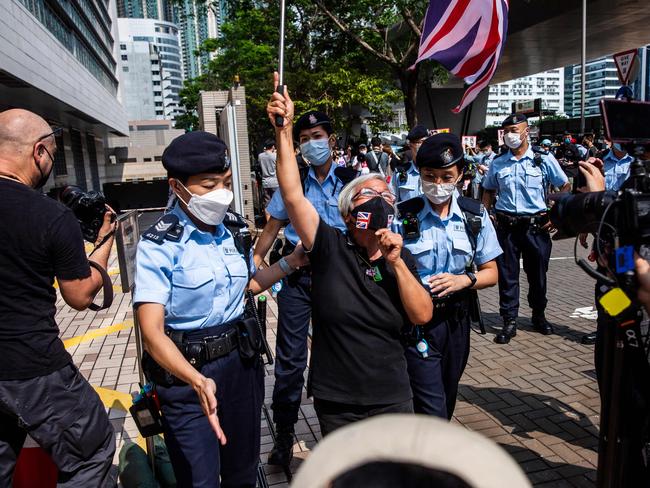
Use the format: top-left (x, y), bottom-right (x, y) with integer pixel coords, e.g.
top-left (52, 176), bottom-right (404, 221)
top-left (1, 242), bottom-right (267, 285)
top-left (177, 0), bottom-right (407, 150)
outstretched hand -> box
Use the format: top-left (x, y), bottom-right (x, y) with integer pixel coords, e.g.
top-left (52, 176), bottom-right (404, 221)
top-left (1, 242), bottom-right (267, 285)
top-left (267, 72), bottom-right (294, 131)
top-left (193, 376), bottom-right (227, 445)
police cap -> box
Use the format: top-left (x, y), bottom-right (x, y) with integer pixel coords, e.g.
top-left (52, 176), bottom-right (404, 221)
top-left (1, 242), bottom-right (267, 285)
top-left (416, 133), bottom-right (464, 169)
top-left (407, 125), bottom-right (428, 142)
top-left (162, 131), bottom-right (230, 177)
top-left (502, 113), bottom-right (528, 127)
top-left (293, 111), bottom-right (333, 140)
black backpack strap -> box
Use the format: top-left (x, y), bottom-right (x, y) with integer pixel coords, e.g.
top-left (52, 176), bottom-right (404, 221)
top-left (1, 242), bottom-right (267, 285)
top-left (142, 214), bottom-right (184, 245)
top-left (532, 149), bottom-right (549, 203)
top-left (223, 211), bottom-right (253, 280)
top-left (457, 196), bottom-right (484, 268)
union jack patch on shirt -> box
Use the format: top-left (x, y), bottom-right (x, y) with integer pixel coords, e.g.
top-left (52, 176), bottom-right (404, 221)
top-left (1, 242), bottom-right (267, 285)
top-left (356, 211), bottom-right (371, 229)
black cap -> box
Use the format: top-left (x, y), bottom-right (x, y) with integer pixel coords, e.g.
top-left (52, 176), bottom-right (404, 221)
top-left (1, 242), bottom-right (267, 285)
top-left (293, 111), bottom-right (333, 140)
top-left (502, 113), bottom-right (528, 127)
top-left (407, 125), bottom-right (428, 141)
top-left (162, 131), bottom-right (230, 177)
top-left (415, 133), bottom-right (464, 169)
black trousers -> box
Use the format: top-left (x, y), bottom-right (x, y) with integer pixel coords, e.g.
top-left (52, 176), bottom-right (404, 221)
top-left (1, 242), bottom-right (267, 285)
top-left (0, 363), bottom-right (115, 487)
top-left (271, 272), bottom-right (312, 427)
top-left (156, 349), bottom-right (264, 488)
top-left (496, 224), bottom-right (552, 319)
top-left (405, 308), bottom-right (471, 420)
top-left (313, 398), bottom-right (413, 437)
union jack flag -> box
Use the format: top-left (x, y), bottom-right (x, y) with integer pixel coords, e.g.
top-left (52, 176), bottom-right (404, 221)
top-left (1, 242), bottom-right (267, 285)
top-left (356, 211), bottom-right (371, 229)
top-left (413, 0), bottom-right (509, 113)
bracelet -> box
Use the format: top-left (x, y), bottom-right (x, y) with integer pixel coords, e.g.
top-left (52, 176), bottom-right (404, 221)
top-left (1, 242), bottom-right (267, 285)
top-left (278, 257), bottom-right (296, 275)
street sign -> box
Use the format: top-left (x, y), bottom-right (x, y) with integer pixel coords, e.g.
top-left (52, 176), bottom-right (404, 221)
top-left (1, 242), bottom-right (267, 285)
top-left (613, 49), bottom-right (638, 85)
top-left (511, 98), bottom-right (542, 117)
top-left (462, 135), bottom-right (477, 148)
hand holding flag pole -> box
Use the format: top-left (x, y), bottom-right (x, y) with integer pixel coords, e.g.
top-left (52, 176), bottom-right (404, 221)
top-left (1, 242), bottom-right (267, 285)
top-left (275, 0), bottom-right (287, 127)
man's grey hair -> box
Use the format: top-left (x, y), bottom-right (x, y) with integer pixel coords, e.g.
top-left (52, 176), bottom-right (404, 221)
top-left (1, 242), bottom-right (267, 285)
top-left (338, 173), bottom-right (388, 218)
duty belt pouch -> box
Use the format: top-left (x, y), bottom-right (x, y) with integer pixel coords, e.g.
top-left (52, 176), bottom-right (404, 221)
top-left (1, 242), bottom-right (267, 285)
top-left (142, 351), bottom-right (184, 387)
top-left (236, 316), bottom-right (263, 360)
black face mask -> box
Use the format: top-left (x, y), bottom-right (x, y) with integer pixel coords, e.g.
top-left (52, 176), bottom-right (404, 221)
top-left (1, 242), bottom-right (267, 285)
top-left (34, 147), bottom-right (54, 189)
top-left (351, 196), bottom-right (395, 231)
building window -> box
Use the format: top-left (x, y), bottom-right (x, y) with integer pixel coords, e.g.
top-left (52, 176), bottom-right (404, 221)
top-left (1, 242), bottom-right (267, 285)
top-left (123, 158), bottom-right (137, 163)
top-left (53, 134), bottom-right (67, 176)
top-left (154, 156), bottom-right (162, 161)
top-left (122, 66), bottom-right (129, 72)
top-left (153, 81), bottom-right (161, 86)
top-left (155, 102), bottom-right (163, 107)
top-left (144, 157), bottom-right (152, 162)
top-left (155, 111), bottom-right (163, 115)
top-left (70, 130), bottom-right (87, 191)
top-left (120, 44), bottom-right (126, 50)
top-left (121, 55), bottom-right (128, 61)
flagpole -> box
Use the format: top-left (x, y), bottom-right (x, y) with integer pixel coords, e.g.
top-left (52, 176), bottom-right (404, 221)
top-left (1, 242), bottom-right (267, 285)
top-left (580, 0), bottom-right (586, 135)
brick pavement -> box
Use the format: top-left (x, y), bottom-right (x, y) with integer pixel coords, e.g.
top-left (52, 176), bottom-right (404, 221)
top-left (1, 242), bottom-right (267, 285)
top-left (55, 238), bottom-right (601, 487)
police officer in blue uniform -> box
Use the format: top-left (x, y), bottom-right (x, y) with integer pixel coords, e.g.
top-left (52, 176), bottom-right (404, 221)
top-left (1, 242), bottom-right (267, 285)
top-left (392, 125), bottom-right (428, 202)
top-left (482, 114), bottom-right (571, 345)
top-left (602, 142), bottom-right (634, 191)
top-left (134, 131), bottom-right (307, 488)
top-left (255, 111), bottom-right (351, 466)
top-left (399, 133), bottom-right (502, 419)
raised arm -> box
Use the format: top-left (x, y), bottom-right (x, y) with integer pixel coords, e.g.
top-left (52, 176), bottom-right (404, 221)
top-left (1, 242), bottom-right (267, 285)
top-left (266, 73), bottom-right (320, 250)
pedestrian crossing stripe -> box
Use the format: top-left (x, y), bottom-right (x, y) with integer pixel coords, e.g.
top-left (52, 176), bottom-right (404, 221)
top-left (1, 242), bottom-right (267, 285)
top-left (62, 320), bottom-right (133, 349)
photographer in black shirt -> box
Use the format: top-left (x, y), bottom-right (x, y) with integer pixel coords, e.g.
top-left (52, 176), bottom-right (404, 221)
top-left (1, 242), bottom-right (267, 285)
top-left (0, 109), bottom-right (116, 486)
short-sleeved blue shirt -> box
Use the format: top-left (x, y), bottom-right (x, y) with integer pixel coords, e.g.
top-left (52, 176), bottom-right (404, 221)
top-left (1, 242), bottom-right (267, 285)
top-left (392, 162), bottom-right (421, 202)
top-left (473, 151), bottom-right (496, 184)
top-left (482, 147), bottom-right (568, 215)
top-left (603, 150), bottom-right (633, 191)
top-left (133, 204), bottom-right (255, 331)
top-left (400, 193), bottom-right (502, 284)
top-left (266, 163), bottom-right (346, 245)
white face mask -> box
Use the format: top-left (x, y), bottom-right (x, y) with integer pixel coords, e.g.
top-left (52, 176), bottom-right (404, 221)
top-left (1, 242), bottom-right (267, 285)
top-left (504, 132), bottom-right (524, 149)
top-left (422, 179), bottom-right (457, 204)
top-left (176, 182), bottom-right (233, 226)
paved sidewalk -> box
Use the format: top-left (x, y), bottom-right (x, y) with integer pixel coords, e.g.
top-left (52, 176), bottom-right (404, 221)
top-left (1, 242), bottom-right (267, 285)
top-left (56, 238), bottom-right (600, 487)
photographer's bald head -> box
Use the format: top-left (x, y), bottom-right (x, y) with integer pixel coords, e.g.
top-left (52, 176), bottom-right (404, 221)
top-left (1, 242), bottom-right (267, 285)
top-left (0, 109), bottom-right (58, 189)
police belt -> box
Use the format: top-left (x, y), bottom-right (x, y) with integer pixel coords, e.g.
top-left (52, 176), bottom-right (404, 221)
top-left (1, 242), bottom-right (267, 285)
top-left (495, 211), bottom-right (549, 228)
top-left (165, 320), bottom-right (239, 368)
top-left (430, 290), bottom-right (471, 321)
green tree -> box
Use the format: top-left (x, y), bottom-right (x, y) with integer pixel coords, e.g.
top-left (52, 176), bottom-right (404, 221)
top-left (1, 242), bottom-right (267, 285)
top-left (313, 0), bottom-right (447, 127)
top-left (178, 0), bottom-right (403, 150)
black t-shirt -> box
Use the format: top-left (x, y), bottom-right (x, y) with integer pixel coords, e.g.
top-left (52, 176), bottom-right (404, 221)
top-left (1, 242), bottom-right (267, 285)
top-left (0, 179), bottom-right (90, 380)
top-left (308, 219), bottom-right (418, 405)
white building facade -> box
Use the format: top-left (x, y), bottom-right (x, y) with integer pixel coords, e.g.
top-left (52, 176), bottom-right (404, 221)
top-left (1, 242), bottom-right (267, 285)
top-left (117, 18), bottom-right (183, 121)
top-left (486, 69), bottom-right (565, 126)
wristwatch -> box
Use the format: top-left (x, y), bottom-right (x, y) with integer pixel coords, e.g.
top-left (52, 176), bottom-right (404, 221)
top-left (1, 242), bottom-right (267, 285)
top-left (465, 271), bottom-right (477, 288)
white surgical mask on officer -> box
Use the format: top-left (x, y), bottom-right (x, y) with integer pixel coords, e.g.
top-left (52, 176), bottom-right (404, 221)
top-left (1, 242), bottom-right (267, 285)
top-left (176, 181), bottom-right (233, 226)
top-left (504, 132), bottom-right (524, 149)
top-left (422, 179), bottom-right (458, 204)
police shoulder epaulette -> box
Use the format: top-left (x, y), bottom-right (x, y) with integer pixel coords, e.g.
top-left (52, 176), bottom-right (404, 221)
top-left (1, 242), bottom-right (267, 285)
top-left (457, 195), bottom-right (484, 217)
top-left (397, 195), bottom-right (425, 217)
top-left (334, 166), bottom-right (358, 185)
top-left (223, 211), bottom-right (247, 230)
top-left (142, 214), bottom-right (183, 245)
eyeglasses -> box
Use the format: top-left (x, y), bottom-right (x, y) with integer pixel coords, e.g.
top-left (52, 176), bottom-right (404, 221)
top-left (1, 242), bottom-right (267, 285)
top-left (352, 187), bottom-right (396, 203)
top-left (35, 127), bottom-right (63, 144)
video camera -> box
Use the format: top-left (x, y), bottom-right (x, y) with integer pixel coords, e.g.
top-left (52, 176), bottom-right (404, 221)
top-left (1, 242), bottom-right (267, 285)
top-left (59, 185), bottom-right (108, 242)
top-left (549, 98), bottom-right (650, 488)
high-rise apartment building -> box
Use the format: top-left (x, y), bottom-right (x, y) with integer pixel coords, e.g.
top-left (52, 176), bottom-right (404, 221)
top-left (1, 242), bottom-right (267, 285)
top-left (116, 0), bottom-right (226, 81)
top-left (564, 46), bottom-right (650, 119)
top-left (117, 18), bottom-right (184, 121)
top-left (485, 69), bottom-right (564, 126)
top-left (1, 0), bottom-right (128, 193)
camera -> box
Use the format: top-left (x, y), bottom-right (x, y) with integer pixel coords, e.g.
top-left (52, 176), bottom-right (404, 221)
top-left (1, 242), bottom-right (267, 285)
top-left (59, 186), bottom-right (108, 242)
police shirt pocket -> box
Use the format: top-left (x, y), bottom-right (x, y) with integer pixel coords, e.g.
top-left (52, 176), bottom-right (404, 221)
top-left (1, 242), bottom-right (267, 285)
top-left (452, 233), bottom-right (472, 254)
top-left (525, 166), bottom-right (543, 188)
top-left (496, 167), bottom-right (512, 186)
top-left (171, 266), bottom-right (215, 318)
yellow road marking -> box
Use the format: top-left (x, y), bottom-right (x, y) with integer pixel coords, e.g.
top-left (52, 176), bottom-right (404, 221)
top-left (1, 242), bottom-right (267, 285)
top-left (63, 320), bottom-right (133, 349)
top-left (94, 386), bottom-right (146, 450)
